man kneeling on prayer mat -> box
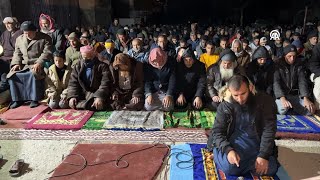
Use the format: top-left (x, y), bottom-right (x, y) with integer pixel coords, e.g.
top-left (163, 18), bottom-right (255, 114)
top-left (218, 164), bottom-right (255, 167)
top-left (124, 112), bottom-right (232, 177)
top-left (67, 45), bottom-right (111, 110)
top-left (110, 53), bottom-right (144, 110)
top-left (175, 48), bottom-right (206, 109)
top-left (207, 75), bottom-right (279, 176)
top-left (144, 47), bottom-right (176, 111)
top-left (7, 21), bottom-right (53, 109)
top-left (46, 51), bottom-right (71, 109)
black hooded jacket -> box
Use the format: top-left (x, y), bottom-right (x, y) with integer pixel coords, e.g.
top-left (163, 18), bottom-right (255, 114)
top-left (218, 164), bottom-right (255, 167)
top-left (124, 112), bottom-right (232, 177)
top-left (246, 46), bottom-right (275, 95)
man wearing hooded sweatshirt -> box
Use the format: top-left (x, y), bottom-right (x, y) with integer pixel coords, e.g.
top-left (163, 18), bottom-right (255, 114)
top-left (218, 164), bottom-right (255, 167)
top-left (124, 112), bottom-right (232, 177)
top-left (247, 46), bottom-right (274, 95)
top-left (144, 47), bottom-right (176, 111)
top-left (39, 14), bottom-right (64, 52)
top-left (206, 49), bottom-right (245, 111)
top-left (274, 45), bottom-right (315, 115)
top-left (231, 39), bottom-right (251, 68)
top-left (175, 49), bottom-right (206, 109)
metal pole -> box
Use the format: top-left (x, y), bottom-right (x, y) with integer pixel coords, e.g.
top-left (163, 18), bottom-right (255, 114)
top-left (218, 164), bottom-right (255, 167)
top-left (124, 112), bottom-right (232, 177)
top-left (303, 5), bottom-right (308, 35)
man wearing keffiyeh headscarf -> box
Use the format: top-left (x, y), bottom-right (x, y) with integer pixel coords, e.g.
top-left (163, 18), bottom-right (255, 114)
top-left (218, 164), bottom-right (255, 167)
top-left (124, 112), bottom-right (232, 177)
top-left (144, 47), bottom-right (176, 111)
top-left (39, 13), bottom-right (64, 52)
top-left (67, 45), bottom-right (111, 110)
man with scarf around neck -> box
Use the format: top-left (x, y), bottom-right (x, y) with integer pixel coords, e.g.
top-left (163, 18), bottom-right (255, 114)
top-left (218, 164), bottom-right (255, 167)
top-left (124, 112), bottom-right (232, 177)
top-left (246, 46), bottom-right (274, 96)
top-left (207, 75), bottom-right (279, 177)
top-left (67, 45), bottom-right (111, 110)
top-left (109, 53), bottom-right (144, 110)
top-left (206, 49), bottom-right (246, 111)
top-left (39, 13), bottom-right (64, 52)
top-left (175, 49), bottom-right (206, 110)
top-left (274, 45), bottom-right (315, 115)
top-left (144, 47), bottom-right (176, 111)
top-left (231, 39), bottom-right (251, 68)
top-left (126, 38), bottom-right (149, 63)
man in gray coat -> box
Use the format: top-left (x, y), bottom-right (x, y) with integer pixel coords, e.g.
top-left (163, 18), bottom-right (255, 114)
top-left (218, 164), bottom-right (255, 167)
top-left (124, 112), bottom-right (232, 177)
top-left (7, 21), bottom-right (52, 108)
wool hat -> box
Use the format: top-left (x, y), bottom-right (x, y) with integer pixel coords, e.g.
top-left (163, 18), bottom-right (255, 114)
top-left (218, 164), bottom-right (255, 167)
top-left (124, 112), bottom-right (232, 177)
top-left (20, 21), bottom-right (37, 31)
top-left (283, 44), bottom-right (297, 56)
top-left (68, 32), bottom-right (80, 40)
top-left (291, 40), bottom-right (302, 48)
top-left (137, 33), bottom-right (144, 38)
top-left (219, 49), bottom-right (237, 62)
top-left (117, 28), bottom-right (126, 35)
top-left (3, 17), bottom-right (14, 24)
top-left (307, 30), bottom-right (318, 40)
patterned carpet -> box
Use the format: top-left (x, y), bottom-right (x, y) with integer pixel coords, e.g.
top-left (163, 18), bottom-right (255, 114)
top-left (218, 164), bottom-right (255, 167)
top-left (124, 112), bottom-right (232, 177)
top-left (0, 129), bottom-right (208, 143)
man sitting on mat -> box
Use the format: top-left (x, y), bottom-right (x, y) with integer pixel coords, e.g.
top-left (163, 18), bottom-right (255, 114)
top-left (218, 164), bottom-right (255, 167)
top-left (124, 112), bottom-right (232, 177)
top-left (273, 45), bottom-right (315, 115)
top-left (67, 45), bottom-right (111, 110)
top-left (175, 48), bottom-right (206, 110)
top-left (7, 21), bottom-right (53, 109)
top-left (207, 75), bottom-right (279, 176)
top-left (144, 47), bottom-right (176, 111)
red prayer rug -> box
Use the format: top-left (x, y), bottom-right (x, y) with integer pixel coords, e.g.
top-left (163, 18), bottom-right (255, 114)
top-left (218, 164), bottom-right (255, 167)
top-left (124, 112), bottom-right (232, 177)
top-left (50, 143), bottom-right (169, 180)
top-left (0, 104), bottom-right (49, 120)
top-left (25, 109), bottom-right (94, 130)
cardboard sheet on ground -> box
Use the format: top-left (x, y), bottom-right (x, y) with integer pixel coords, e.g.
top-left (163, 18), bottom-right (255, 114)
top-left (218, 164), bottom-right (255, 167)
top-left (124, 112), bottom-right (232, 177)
top-left (51, 143), bottom-right (169, 180)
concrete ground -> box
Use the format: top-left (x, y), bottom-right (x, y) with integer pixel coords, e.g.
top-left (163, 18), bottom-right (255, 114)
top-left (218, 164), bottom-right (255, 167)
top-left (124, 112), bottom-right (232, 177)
top-left (0, 139), bottom-right (319, 180)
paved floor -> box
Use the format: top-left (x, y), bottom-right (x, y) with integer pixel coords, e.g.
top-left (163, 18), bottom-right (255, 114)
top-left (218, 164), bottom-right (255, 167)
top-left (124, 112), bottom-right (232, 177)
top-left (0, 139), bottom-right (319, 180)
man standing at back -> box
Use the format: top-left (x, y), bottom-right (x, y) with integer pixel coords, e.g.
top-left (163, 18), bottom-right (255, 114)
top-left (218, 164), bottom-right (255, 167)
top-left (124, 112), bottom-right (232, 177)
top-left (207, 75), bottom-right (279, 176)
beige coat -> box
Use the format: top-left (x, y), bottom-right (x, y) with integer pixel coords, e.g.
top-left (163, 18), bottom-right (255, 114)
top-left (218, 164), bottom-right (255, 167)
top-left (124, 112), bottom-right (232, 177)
top-left (46, 64), bottom-right (71, 101)
top-left (7, 32), bottom-right (53, 79)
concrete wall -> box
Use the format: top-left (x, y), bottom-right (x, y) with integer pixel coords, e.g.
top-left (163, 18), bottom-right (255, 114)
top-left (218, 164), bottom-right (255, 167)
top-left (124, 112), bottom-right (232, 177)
top-left (0, 0), bottom-right (12, 32)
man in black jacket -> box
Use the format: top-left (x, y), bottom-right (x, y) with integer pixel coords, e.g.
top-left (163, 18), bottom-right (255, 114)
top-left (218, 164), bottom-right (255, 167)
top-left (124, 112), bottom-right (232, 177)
top-left (175, 49), bottom-right (206, 109)
top-left (246, 46), bottom-right (274, 95)
top-left (274, 45), bottom-right (315, 115)
top-left (309, 43), bottom-right (320, 111)
top-left (208, 75), bottom-right (279, 176)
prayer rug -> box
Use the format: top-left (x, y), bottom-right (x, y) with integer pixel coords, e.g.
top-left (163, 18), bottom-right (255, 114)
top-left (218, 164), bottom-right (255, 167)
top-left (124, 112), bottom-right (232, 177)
top-left (25, 109), bottom-right (94, 130)
top-left (170, 144), bottom-right (281, 180)
top-left (50, 143), bottom-right (169, 180)
top-left (0, 129), bottom-right (208, 143)
top-left (164, 111), bottom-right (216, 129)
top-left (0, 105), bottom-right (49, 120)
top-left (277, 115), bottom-right (320, 134)
top-left (82, 111), bottom-right (112, 130)
top-left (102, 110), bottom-right (164, 131)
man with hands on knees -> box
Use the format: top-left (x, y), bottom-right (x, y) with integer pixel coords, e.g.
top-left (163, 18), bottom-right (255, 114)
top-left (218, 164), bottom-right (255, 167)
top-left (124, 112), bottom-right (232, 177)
top-left (175, 48), bottom-right (206, 109)
top-left (144, 47), bottom-right (176, 111)
top-left (67, 45), bottom-right (111, 110)
top-left (274, 44), bottom-right (315, 115)
top-left (207, 75), bottom-right (279, 176)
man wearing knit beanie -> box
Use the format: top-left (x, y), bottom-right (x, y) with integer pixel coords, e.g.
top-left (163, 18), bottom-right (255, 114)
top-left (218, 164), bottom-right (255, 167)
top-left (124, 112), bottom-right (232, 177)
top-left (273, 44), bottom-right (315, 115)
